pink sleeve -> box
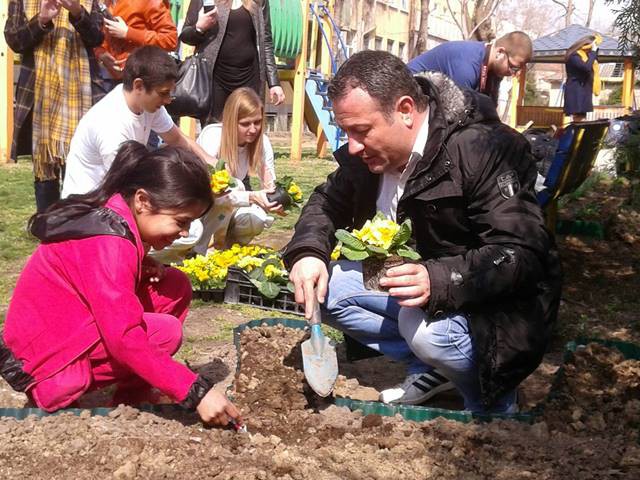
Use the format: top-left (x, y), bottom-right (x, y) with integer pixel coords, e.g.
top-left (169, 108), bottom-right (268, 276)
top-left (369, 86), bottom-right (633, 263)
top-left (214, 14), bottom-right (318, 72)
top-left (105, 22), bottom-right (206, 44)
top-left (72, 236), bottom-right (196, 401)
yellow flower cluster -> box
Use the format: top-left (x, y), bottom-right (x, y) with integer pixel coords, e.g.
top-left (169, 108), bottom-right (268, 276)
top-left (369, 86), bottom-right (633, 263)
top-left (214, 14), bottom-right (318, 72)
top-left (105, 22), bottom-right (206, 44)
top-left (264, 262), bottom-right (287, 280)
top-left (176, 243), bottom-right (274, 290)
top-left (287, 182), bottom-right (303, 203)
top-left (211, 169), bottom-right (232, 194)
top-left (331, 243), bottom-right (342, 261)
top-left (352, 216), bottom-right (400, 250)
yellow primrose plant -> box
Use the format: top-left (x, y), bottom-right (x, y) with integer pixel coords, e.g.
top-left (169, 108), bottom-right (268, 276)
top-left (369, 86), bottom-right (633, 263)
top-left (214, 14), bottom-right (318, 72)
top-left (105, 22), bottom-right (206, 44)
top-left (210, 159), bottom-right (237, 195)
top-left (334, 212), bottom-right (421, 262)
top-left (244, 253), bottom-right (294, 299)
top-left (266, 175), bottom-right (303, 211)
top-left (176, 244), bottom-right (274, 291)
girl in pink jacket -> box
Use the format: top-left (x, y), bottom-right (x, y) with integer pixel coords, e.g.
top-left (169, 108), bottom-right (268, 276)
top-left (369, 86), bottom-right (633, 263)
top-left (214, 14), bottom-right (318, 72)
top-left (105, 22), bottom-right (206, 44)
top-left (2, 141), bottom-right (241, 427)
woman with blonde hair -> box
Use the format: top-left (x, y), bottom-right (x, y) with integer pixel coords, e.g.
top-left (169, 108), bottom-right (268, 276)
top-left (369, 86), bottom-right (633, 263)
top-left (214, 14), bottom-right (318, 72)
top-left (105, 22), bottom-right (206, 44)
top-left (147, 87), bottom-right (280, 263)
top-left (564, 34), bottom-right (601, 122)
top-left (179, 0), bottom-right (285, 124)
top-left (191, 87), bottom-right (282, 254)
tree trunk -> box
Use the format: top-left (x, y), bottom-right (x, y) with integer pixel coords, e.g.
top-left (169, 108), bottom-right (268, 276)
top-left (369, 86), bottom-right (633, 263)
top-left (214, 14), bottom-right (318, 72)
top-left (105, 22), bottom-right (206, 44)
top-left (333, 0), bottom-right (345, 64)
top-left (414, 0), bottom-right (430, 57)
top-left (585, 0), bottom-right (595, 28)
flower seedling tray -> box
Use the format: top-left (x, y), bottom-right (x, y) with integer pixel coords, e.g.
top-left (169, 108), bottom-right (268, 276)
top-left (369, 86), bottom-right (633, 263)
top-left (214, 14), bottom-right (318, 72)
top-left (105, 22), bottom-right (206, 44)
top-left (192, 288), bottom-right (225, 303)
top-left (224, 267), bottom-right (303, 316)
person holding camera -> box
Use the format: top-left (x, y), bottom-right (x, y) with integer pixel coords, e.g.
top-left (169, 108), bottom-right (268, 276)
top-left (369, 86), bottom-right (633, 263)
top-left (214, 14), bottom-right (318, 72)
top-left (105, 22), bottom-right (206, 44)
top-left (94, 0), bottom-right (178, 90)
top-left (179, 0), bottom-right (285, 124)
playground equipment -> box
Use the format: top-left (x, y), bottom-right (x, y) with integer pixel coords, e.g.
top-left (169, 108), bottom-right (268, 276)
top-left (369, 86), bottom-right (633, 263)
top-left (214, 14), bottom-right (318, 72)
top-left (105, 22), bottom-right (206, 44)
top-left (510, 24), bottom-right (636, 130)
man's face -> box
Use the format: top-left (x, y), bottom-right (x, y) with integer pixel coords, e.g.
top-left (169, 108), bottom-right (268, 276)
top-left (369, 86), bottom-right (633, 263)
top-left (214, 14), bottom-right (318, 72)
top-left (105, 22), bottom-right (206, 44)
top-left (138, 80), bottom-right (175, 113)
top-left (491, 48), bottom-right (525, 78)
top-left (333, 87), bottom-right (413, 174)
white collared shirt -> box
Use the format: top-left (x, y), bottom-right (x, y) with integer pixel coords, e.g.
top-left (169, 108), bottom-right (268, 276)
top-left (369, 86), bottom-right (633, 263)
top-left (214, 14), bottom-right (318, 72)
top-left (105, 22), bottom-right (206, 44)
top-left (376, 111), bottom-right (430, 221)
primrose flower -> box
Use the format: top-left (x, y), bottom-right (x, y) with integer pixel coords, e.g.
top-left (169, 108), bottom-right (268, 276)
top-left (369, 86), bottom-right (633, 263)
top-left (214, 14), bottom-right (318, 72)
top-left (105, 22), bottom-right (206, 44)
top-left (331, 243), bottom-right (342, 261)
top-left (264, 263), bottom-right (286, 279)
top-left (287, 182), bottom-right (303, 203)
top-left (211, 170), bottom-right (231, 194)
top-left (352, 217), bottom-right (400, 250)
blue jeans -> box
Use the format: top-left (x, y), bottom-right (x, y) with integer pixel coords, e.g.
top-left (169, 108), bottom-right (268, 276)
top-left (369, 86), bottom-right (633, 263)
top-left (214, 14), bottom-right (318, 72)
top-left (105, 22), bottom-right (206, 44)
top-left (322, 260), bottom-right (516, 413)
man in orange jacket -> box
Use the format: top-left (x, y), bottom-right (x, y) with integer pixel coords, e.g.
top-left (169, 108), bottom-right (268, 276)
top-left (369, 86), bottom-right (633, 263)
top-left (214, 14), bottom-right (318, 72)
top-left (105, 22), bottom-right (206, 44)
top-left (95, 0), bottom-right (177, 83)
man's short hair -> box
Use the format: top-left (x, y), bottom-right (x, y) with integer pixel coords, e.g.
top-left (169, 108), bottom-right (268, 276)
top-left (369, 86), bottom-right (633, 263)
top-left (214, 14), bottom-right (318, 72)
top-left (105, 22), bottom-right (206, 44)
top-left (122, 46), bottom-right (178, 92)
top-left (328, 50), bottom-right (428, 117)
top-left (496, 31), bottom-right (533, 62)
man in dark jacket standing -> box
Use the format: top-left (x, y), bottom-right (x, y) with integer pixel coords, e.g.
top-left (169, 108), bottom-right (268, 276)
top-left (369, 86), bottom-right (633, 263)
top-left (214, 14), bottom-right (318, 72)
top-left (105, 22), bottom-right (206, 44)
top-left (283, 51), bottom-right (562, 413)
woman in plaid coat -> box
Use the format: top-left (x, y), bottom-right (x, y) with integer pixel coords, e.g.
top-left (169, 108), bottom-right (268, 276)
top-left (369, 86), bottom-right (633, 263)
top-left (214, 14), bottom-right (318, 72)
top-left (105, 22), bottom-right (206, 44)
top-left (4, 0), bottom-right (105, 213)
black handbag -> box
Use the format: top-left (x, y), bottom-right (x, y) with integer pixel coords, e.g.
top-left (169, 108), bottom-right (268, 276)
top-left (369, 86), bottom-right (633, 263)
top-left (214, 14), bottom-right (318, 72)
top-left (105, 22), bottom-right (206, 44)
top-left (166, 53), bottom-right (212, 119)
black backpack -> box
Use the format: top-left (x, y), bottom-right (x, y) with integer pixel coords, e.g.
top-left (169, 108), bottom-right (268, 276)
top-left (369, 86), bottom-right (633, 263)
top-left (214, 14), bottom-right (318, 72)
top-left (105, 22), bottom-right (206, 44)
top-left (523, 128), bottom-right (559, 178)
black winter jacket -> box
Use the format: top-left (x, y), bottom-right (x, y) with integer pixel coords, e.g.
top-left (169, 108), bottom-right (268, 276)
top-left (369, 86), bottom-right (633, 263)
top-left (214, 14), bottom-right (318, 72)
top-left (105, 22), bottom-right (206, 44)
top-left (283, 73), bottom-right (562, 407)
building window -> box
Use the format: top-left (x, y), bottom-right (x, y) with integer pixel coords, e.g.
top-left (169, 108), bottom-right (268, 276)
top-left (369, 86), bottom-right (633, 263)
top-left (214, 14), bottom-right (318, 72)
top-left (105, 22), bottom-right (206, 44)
top-left (375, 36), bottom-right (383, 51)
top-left (399, 42), bottom-right (406, 61)
top-left (363, 33), bottom-right (371, 50)
top-left (387, 40), bottom-right (395, 54)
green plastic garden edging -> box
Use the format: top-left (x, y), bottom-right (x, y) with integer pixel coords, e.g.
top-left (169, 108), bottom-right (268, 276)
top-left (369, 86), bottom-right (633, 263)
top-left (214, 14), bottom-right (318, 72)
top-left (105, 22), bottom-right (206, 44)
top-left (4, 327), bottom-right (638, 424)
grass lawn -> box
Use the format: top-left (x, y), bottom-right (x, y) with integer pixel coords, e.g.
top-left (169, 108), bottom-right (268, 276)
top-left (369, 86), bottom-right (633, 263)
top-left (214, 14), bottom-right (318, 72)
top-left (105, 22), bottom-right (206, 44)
top-left (0, 149), bottom-right (336, 323)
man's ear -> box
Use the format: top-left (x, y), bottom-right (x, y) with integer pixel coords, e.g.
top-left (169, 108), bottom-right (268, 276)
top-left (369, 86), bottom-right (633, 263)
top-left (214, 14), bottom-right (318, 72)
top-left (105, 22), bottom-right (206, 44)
top-left (396, 96), bottom-right (416, 127)
top-left (133, 189), bottom-right (152, 214)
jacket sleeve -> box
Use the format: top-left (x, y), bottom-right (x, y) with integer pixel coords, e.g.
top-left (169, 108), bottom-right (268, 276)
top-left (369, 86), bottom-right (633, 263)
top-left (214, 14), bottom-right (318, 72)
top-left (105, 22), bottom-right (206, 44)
top-left (72, 236), bottom-right (197, 402)
top-left (4, 0), bottom-right (53, 53)
top-left (283, 155), bottom-right (357, 268)
top-left (68, 0), bottom-right (104, 48)
top-left (567, 51), bottom-right (598, 73)
top-left (125, 0), bottom-right (177, 50)
top-left (179, 0), bottom-right (208, 46)
top-left (424, 125), bottom-right (550, 316)
top-left (261, 0), bottom-right (280, 88)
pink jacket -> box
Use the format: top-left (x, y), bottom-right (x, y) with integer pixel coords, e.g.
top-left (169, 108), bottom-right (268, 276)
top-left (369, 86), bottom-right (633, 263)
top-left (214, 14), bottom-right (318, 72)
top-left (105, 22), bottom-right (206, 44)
top-left (3, 195), bottom-right (196, 401)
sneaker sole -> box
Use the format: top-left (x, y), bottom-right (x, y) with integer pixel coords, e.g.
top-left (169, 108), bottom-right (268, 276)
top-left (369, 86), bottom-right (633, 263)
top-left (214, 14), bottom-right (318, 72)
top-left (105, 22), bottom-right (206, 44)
top-left (391, 381), bottom-right (456, 406)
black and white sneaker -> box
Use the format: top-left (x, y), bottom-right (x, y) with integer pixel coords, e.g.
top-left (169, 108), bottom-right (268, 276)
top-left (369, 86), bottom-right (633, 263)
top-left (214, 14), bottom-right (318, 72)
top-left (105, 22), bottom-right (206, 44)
top-left (379, 370), bottom-right (455, 405)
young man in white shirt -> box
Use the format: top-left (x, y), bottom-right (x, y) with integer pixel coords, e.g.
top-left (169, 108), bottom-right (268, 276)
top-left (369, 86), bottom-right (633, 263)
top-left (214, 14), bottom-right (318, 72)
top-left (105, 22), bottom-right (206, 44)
top-left (62, 45), bottom-right (214, 197)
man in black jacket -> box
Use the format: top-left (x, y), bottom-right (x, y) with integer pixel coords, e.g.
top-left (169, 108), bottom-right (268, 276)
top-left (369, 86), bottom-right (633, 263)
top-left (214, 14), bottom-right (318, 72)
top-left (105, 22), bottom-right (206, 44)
top-left (283, 51), bottom-right (562, 413)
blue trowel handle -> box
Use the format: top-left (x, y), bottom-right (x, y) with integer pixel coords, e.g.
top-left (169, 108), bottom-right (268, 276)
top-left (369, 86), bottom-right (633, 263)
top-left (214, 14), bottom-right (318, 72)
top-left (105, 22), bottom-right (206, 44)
top-left (309, 302), bottom-right (325, 355)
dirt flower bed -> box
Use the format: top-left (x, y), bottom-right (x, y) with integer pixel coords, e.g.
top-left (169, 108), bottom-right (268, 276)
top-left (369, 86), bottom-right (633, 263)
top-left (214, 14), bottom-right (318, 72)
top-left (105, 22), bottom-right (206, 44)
top-left (1, 324), bottom-right (639, 479)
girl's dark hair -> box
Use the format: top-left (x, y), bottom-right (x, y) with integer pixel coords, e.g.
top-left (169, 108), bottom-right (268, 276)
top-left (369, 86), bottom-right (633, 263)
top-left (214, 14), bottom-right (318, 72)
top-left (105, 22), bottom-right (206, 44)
top-left (30, 141), bottom-right (213, 229)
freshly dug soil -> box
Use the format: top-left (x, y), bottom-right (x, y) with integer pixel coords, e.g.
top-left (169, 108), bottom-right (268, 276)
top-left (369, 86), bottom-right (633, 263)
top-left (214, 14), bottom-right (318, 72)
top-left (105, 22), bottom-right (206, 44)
top-left (1, 324), bottom-right (638, 479)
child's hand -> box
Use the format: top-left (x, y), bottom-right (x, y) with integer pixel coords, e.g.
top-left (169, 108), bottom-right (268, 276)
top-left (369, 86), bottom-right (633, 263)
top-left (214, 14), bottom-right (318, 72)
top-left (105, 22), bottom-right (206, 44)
top-left (196, 389), bottom-right (242, 427)
top-left (142, 256), bottom-right (166, 283)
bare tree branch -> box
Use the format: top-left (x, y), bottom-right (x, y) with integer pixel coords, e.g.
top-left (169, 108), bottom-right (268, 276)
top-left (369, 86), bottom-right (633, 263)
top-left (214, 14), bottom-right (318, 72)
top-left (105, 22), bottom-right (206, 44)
top-left (467, 0), bottom-right (503, 40)
top-left (445, 0), bottom-right (466, 37)
top-left (549, 0), bottom-right (568, 13)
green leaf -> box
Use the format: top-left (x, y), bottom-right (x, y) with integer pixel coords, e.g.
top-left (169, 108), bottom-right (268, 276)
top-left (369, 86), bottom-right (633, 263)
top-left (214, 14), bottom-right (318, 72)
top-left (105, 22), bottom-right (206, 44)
top-left (257, 280), bottom-right (281, 299)
top-left (286, 281), bottom-right (295, 293)
top-left (215, 159), bottom-right (226, 171)
top-left (249, 268), bottom-right (266, 281)
top-left (341, 245), bottom-right (371, 261)
top-left (366, 245), bottom-right (388, 256)
top-left (397, 246), bottom-right (422, 261)
top-left (390, 220), bottom-right (412, 250)
top-left (335, 229), bottom-right (366, 251)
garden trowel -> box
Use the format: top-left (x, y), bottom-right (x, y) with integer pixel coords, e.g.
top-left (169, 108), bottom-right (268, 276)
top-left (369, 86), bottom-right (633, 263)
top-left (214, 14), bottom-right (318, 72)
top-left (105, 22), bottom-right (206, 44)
top-left (301, 300), bottom-right (338, 397)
